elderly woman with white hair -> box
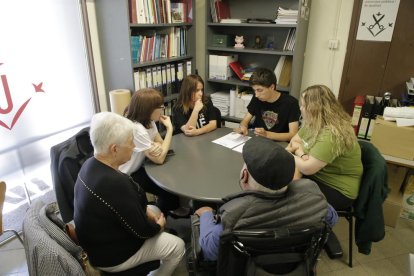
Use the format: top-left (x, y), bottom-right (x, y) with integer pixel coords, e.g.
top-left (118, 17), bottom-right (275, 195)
top-left (74, 112), bottom-right (185, 275)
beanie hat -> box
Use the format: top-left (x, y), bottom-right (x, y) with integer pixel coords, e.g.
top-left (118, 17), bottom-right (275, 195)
top-left (242, 136), bottom-right (295, 190)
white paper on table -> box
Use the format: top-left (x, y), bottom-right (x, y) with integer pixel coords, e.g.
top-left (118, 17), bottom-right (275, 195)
top-left (212, 132), bottom-right (251, 149)
top-left (396, 118), bottom-right (414, 127)
top-left (232, 143), bottom-right (246, 153)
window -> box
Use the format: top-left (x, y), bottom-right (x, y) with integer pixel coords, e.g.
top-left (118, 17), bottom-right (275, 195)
top-left (0, 0), bottom-right (96, 232)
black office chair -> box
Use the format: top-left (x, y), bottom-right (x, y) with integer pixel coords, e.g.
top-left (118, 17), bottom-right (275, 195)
top-left (212, 106), bottom-right (223, 128)
top-left (335, 140), bottom-right (388, 268)
top-left (188, 215), bottom-right (330, 276)
top-left (50, 127), bottom-right (93, 223)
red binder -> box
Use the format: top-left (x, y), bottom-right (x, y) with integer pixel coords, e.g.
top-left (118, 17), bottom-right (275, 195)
top-left (215, 0), bottom-right (230, 22)
top-left (229, 61), bottom-right (244, 80)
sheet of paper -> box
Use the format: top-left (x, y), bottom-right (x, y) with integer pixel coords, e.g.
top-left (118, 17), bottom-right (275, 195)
top-left (232, 143), bottom-right (245, 153)
top-left (212, 132), bottom-right (251, 149)
top-left (396, 118), bottom-right (414, 127)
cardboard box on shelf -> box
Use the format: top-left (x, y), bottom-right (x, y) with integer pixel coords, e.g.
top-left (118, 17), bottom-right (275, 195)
top-left (371, 117), bottom-right (414, 160)
top-left (383, 191), bottom-right (403, 227)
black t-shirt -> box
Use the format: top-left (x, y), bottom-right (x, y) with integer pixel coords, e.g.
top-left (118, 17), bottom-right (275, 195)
top-left (173, 100), bottom-right (218, 134)
top-left (247, 93), bottom-right (300, 133)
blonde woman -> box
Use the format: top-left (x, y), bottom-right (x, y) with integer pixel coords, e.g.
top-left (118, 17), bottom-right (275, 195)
top-left (173, 74), bottom-right (218, 136)
top-left (286, 85), bottom-right (363, 210)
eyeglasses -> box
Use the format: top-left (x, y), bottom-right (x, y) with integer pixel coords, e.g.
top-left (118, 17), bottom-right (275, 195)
top-left (158, 105), bottom-right (165, 110)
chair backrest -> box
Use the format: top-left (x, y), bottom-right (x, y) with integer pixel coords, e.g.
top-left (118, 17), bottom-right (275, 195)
top-left (212, 105), bottom-right (222, 128)
top-left (354, 140), bottom-right (388, 217)
top-left (216, 222), bottom-right (330, 275)
top-left (50, 127), bottom-right (93, 223)
top-left (0, 181), bottom-right (6, 233)
top-left (22, 201), bottom-right (86, 276)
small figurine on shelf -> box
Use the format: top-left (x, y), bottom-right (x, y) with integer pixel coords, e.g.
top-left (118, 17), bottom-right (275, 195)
top-left (234, 35), bottom-right (245, 49)
top-left (265, 36), bottom-right (275, 49)
top-left (253, 35), bottom-right (263, 49)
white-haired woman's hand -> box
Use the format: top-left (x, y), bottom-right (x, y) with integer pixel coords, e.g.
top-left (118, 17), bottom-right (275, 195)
top-left (156, 213), bottom-right (166, 231)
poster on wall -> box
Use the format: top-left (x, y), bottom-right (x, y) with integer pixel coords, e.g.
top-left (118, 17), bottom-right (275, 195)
top-left (356, 0), bottom-right (400, 42)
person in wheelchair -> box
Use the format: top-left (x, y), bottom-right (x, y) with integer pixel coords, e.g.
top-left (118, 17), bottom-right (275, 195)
top-left (195, 136), bottom-right (337, 261)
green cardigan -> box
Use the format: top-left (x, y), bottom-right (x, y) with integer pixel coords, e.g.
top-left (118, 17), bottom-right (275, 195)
top-left (353, 141), bottom-right (389, 254)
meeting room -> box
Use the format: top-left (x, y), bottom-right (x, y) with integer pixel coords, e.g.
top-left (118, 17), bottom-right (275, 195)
top-left (0, 0), bottom-right (413, 275)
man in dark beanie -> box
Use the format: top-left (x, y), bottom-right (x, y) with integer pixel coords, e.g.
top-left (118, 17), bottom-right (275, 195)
top-left (195, 136), bottom-right (336, 261)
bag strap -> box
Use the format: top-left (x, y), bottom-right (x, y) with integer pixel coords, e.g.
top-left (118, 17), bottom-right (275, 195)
top-left (78, 174), bottom-right (152, 239)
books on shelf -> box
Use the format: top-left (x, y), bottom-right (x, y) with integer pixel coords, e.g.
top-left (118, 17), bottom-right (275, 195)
top-left (215, 0), bottom-right (230, 22)
top-left (274, 56), bottom-right (285, 83)
top-left (229, 61), bottom-right (255, 81)
top-left (282, 28), bottom-right (296, 51)
top-left (209, 0), bottom-right (232, 23)
top-left (171, 2), bottom-right (185, 23)
top-left (274, 56), bottom-right (292, 87)
top-left (229, 61), bottom-right (244, 80)
top-left (274, 7), bottom-right (298, 24)
top-left (130, 26), bottom-right (188, 63)
top-left (128, 0), bottom-right (193, 24)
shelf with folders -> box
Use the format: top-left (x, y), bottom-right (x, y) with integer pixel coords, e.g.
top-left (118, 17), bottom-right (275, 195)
top-left (94, 0), bottom-right (195, 106)
top-left (133, 59), bottom-right (193, 100)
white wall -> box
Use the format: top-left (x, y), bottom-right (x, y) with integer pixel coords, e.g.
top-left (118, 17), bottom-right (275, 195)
top-left (301, 0), bottom-right (354, 97)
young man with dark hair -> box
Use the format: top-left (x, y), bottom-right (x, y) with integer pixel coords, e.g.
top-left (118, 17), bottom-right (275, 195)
top-left (234, 67), bottom-right (300, 141)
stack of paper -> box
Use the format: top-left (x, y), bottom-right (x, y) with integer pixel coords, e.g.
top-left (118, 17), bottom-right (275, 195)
top-left (211, 92), bottom-right (230, 116)
top-left (383, 107), bottom-right (414, 127)
top-left (212, 132), bottom-right (251, 152)
top-left (274, 7), bottom-right (298, 24)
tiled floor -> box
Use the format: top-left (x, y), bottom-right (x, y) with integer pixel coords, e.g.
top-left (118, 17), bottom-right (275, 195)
top-left (1, 216), bottom-right (413, 276)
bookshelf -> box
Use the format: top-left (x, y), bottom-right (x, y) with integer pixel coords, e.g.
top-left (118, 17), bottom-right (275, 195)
top-left (205, 0), bottom-right (311, 123)
top-left (94, 0), bottom-right (196, 113)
